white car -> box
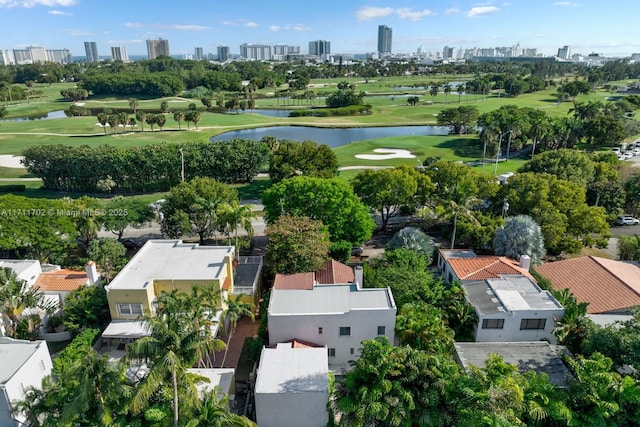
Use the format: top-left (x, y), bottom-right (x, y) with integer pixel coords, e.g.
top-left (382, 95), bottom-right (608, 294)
top-left (633, 148), bottom-right (640, 156)
top-left (618, 154), bottom-right (627, 161)
top-left (625, 151), bottom-right (634, 159)
top-left (615, 215), bottom-right (640, 226)
top-left (612, 147), bottom-right (621, 154)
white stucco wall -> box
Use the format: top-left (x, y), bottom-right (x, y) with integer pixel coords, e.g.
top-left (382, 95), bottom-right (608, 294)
top-left (268, 309), bottom-right (396, 369)
top-left (256, 390), bottom-right (328, 427)
top-left (475, 309), bottom-right (563, 343)
top-left (0, 341), bottom-right (52, 427)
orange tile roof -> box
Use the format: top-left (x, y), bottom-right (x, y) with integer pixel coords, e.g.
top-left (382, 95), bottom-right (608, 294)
top-left (449, 256), bottom-right (534, 282)
top-left (273, 272), bottom-right (315, 290)
top-left (315, 259), bottom-right (354, 284)
top-left (268, 339), bottom-right (324, 349)
top-left (34, 269), bottom-right (88, 292)
top-left (536, 256), bottom-right (640, 314)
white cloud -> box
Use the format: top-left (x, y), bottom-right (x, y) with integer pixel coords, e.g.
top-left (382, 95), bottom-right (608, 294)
top-left (396, 8), bottom-right (433, 21)
top-left (444, 8), bottom-right (460, 15)
top-left (168, 24), bottom-right (211, 31)
top-left (64, 28), bottom-right (94, 36)
top-left (48, 8), bottom-right (70, 15)
top-left (222, 20), bottom-right (238, 26)
top-left (356, 6), bottom-right (393, 21)
top-left (270, 25), bottom-right (281, 31)
top-left (554, 1), bottom-right (578, 6)
top-left (466, 6), bottom-right (499, 17)
top-left (0, 0), bottom-right (77, 7)
top-left (124, 22), bottom-right (144, 28)
top-left (106, 39), bottom-right (143, 45)
top-left (244, 21), bottom-right (258, 28)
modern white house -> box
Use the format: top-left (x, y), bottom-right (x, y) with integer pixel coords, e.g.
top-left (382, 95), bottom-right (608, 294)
top-left (0, 337), bottom-right (53, 427)
top-left (268, 282), bottom-right (396, 370)
top-left (255, 342), bottom-right (329, 427)
top-left (463, 275), bottom-right (564, 343)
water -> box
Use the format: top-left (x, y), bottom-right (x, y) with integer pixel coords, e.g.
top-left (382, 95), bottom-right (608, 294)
top-left (211, 125), bottom-right (450, 148)
top-left (228, 109), bottom-right (293, 118)
top-left (2, 110), bottom-right (69, 122)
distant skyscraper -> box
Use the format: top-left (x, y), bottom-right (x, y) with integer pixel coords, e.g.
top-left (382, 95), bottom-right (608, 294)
top-left (309, 40), bottom-right (331, 56)
top-left (111, 46), bottom-right (129, 62)
top-left (46, 48), bottom-right (72, 63)
top-left (194, 47), bottom-right (204, 60)
top-left (442, 46), bottom-right (454, 59)
top-left (84, 41), bottom-right (99, 62)
top-left (146, 39), bottom-right (170, 59)
top-left (0, 50), bottom-right (15, 65)
top-left (377, 25), bottom-right (392, 55)
top-left (557, 45), bottom-right (570, 60)
top-left (217, 45), bottom-right (230, 61)
top-left (240, 43), bottom-right (272, 61)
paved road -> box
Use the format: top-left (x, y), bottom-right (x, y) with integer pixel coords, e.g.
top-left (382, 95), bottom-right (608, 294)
top-left (610, 224), bottom-right (640, 237)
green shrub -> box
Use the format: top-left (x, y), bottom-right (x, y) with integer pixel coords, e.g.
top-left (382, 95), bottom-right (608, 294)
top-left (0, 185), bottom-right (26, 193)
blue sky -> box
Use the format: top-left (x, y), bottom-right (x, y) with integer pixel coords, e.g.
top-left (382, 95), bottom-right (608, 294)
top-left (0, 0), bottom-right (638, 58)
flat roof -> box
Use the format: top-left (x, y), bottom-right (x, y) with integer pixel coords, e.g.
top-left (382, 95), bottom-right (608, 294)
top-left (254, 343), bottom-right (328, 394)
top-left (463, 275), bottom-right (563, 315)
top-left (269, 284), bottom-right (395, 315)
top-left (107, 240), bottom-right (234, 290)
top-left (0, 337), bottom-right (47, 384)
top-left (0, 259), bottom-right (39, 277)
top-left (188, 368), bottom-right (235, 397)
top-left (101, 320), bottom-right (151, 339)
top-left (454, 342), bottom-right (572, 387)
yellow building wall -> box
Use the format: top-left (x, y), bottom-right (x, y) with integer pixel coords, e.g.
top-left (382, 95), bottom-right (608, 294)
top-left (107, 287), bottom-right (155, 319)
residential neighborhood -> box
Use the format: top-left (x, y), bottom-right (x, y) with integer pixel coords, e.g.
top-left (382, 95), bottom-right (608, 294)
top-left (1, 2), bottom-right (640, 425)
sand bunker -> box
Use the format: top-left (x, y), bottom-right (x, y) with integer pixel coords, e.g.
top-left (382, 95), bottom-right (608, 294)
top-left (0, 155), bottom-right (25, 168)
top-left (355, 148), bottom-right (416, 160)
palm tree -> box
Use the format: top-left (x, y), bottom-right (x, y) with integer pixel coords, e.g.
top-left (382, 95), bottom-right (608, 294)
top-left (173, 111), bottom-right (185, 130)
top-left (0, 267), bottom-right (55, 338)
top-left (128, 98), bottom-right (139, 114)
top-left (146, 114), bottom-right (156, 132)
top-left (107, 114), bottom-right (119, 134)
top-left (156, 114), bottom-right (167, 131)
top-left (220, 201), bottom-right (255, 258)
top-left (444, 84), bottom-right (452, 104)
top-left (219, 294), bottom-right (255, 368)
top-left (127, 310), bottom-right (224, 427)
top-left (186, 388), bottom-right (256, 427)
top-left (117, 112), bottom-right (128, 133)
top-left (493, 214), bottom-right (546, 264)
top-left (191, 111), bottom-right (201, 130)
top-left (430, 85), bottom-right (439, 103)
top-left (128, 117), bottom-right (136, 132)
top-left (457, 83), bottom-right (465, 103)
top-left (97, 112), bottom-right (108, 135)
top-left (135, 111), bottom-right (146, 131)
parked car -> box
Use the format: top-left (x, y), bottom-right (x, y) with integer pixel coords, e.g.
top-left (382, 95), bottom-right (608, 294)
top-left (624, 151), bottom-right (634, 159)
top-left (632, 148), bottom-right (640, 156)
top-left (615, 215), bottom-right (640, 226)
top-left (612, 147), bottom-right (621, 154)
top-left (118, 238), bottom-right (144, 249)
top-left (351, 246), bottom-right (364, 257)
top-left (618, 154), bottom-right (627, 161)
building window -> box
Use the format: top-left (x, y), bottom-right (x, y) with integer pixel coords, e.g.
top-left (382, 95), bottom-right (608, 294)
top-left (339, 326), bottom-right (351, 336)
top-left (482, 319), bottom-right (505, 329)
top-left (377, 326), bottom-right (386, 335)
top-left (350, 348), bottom-right (354, 355)
top-left (318, 327), bottom-right (323, 335)
top-left (328, 348), bottom-right (336, 357)
top-left (520, 318), bottom-right (546, 330)
top-left (447, 272), bottom-right (453, 283)
top-left (117, 303), bottom-right (143, 316)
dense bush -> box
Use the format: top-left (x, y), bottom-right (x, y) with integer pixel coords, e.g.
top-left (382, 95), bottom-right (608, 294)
top-left (0, 184), bottom-right (25, 193)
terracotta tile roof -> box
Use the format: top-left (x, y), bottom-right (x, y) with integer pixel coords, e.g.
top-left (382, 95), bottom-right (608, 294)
top-left (34, 269), bottom-right (88, 292)
top-left (449, 256), bottom-right (534, 281)
top-left (535, 256), bottom-right (640, 314)
top-left (315, 259), bottom-right (355, 284)
top-left (273, 272), bottom-right (315, 290)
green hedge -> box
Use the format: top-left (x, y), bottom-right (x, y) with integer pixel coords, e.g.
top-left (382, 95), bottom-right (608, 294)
top-left (0, 185), bottom-right (26, 193)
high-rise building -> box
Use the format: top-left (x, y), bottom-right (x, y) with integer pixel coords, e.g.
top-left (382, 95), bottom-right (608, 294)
top-left (12, 46), bottom-right (65, 64)
top-left (309, 40), bottom-right (331, 56)
top-left (217, 45), bottom-right (230, 61)
top-left (557, 45), bottom-right (570, 60)
top-left (46, 48), bottom-right (72, 63)
top-left (442, 46), bottom-right (455, 60)
top-left (146, 38), bottom-right (170, 59)
top-left (111, 46), bottom-right (129, 62)
top-left (84, 41), bottom-right (99, 62)
top-left (0, 50), bottom-right (15, 65)
top-left (240, 43), bottom-right (272, 61)
top-left (377, 25), bottom-right (392, 55)
top-left (194, 47), bottom-right (204, 61)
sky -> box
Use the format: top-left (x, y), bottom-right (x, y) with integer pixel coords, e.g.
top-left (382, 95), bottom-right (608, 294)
top-left (0, 0), bottom-right (638, 58)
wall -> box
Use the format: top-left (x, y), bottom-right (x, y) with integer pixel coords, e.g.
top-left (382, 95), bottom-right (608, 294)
top-left (0, 341), bottom-right (52, 427)
top-left (268, 309), bottom-right (396, 369)
top-left (107, 287), bottom-right (155, 319)
top-left (255, 390), bottom-right (328, 427)
top-left (475, 309), bottom-right (563, 343)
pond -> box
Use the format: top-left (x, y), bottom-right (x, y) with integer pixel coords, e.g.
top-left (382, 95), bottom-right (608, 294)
top-left (2, 110), bottom-right (69, 122)
top-left (225, 109), bottom-right (293, 118)
top-left (210, 125), bottom-right (450, 148)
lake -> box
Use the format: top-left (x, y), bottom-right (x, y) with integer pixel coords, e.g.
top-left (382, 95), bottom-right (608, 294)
top-left (210, 125), bottom-right (450, 148)
top-left (2, 110), bottom-right (69, 122)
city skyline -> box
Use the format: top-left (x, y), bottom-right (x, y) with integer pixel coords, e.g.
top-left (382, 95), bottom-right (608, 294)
top-left (0, 0), bottom-right (638, 58)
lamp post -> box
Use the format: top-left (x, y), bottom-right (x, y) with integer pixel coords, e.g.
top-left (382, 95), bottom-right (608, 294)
top-left (179, 148), bottom-right (184, 182)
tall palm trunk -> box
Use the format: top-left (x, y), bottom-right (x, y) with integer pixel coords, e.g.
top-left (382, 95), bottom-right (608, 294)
top-left (220, 327), bottom-right (234, 368)
top-left (172, 370), bottom-right (179, 427)
top-left (450, 210), bottom-right (458, 249)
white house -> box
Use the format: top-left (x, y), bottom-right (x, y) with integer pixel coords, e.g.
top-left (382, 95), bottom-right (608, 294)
top-left (255, 342), bottom-right (329, 427)
top-left (463, 275), bottom-right (564, 343)
top-left (268, 282), bottom-right (396, 370)
top-left (0, 337), bottom-right (53, 427)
